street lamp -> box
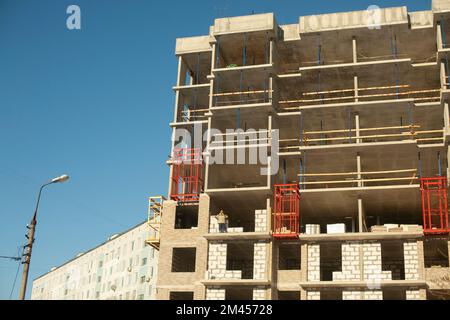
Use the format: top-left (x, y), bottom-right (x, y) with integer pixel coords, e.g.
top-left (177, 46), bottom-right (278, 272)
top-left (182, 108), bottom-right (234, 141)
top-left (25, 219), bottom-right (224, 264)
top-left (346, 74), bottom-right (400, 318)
top-left (18, 174), bottom-right (70, 300)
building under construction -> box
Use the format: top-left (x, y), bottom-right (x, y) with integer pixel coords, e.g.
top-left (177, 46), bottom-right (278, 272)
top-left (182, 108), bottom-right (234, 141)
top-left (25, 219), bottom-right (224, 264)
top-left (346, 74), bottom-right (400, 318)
top-left (148, 0), bottom-right (450, 300)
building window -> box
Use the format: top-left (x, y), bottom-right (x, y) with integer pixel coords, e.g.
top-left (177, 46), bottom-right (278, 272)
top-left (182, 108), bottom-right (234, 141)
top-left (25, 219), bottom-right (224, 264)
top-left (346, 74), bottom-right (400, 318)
top-left (96, 291), bottom-right (100, 299)
top-left (97, 276), bottom-right (101, 283)
top-left (142, 258), bottom-right (147, 266)
top-left (99, 261), bottom-right (103, 268)
top-left (170, 292), bottom-right (194, 300)
top-left (174, 205), bottom-right (199, 229)
top-left (140, 276), bottom-right (145, 284)
top-left (171, 248), bottom-right (196, 272)
top-left (138, 294), bottom-right (144, 300)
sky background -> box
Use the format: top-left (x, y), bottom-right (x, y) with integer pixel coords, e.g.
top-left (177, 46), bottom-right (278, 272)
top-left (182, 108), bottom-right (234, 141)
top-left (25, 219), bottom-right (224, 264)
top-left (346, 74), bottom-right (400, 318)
top-left (0, 0), bottom-right (431, 299)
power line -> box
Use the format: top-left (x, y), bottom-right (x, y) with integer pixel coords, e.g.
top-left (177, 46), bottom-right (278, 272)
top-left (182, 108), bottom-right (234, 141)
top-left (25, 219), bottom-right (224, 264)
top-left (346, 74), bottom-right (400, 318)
top-left (0, 255), bottom-right (20, 261)
top-left (8, 247), bottom-right (23, 300)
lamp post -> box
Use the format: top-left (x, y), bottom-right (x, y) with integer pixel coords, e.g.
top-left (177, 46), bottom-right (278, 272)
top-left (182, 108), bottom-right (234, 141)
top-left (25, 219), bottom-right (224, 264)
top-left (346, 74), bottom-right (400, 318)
top-left (18, 174), bottom-right (70, 300)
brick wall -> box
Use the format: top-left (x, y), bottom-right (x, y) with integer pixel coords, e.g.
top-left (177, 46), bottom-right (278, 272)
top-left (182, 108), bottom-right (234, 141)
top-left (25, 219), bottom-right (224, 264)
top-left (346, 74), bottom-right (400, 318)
top-left (307, 245), bottom-right (320, 281)
top-left (209, 216), bottom-right (219, 233)
top-left (208, 242), bottom-right (242, 279)
top-left (333, 243), bottom-right (361, 281)
top-left (253, 286), bottom-right (266, 300)
top-left (255, 210), bottom-right (267, 232)
top-left (253, 241), bottom-right (267, 280)
top-left (362, 243), bottom-right (392, 282)
top-left (206, 287), bottom-right (225, 300)
top-left (406, 290), bottom-right (421, 300)
top-left (342, 291), bottom-right (382, 300)
top-left (307, 291), bottom-right (320, 300)
top-left (404, 241), bottom-right (419, 280)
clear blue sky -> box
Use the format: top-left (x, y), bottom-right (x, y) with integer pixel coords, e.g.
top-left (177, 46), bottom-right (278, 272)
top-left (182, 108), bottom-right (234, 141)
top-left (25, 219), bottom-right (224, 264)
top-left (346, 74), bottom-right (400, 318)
top-left (0, 0), bottom-right (430, 299)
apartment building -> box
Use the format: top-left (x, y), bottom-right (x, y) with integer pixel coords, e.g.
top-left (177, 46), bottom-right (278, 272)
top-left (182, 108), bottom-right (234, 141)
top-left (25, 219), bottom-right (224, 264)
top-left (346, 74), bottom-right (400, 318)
top-left (31, 222), bottom-right (158, 300)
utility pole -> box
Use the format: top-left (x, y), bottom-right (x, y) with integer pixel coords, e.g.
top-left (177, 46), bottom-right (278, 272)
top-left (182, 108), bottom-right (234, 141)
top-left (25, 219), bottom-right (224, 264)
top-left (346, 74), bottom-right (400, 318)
top-left (18, 213), bottom-right (37, 300)
top-left (18, 175), bottom-right (69, 300)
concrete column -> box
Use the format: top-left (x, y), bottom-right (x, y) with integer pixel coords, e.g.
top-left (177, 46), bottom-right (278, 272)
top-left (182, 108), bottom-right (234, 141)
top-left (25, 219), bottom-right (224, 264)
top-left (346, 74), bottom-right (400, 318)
top-left (352, 37), bottom-right (357, 63)
top-left (211, 43), bottom-right (217, 70)
top-left (204, 117), bottom-right (213, 191)
top-left (358, 198), bottom-right (365, 233)
top-left (354, 76), bottom-right (359, 102)
top-left (441, 61), bottom-right (447, 90)
top-left (266, 198), bottom-right (272, 233)
top-left (357, 153), bottom-right (362, 187)
top-left (444, 103), bottom-right (450, 130)
top-left (167, 161), bottom-right (174, 199)
top-left (355, 113), bottom-right (361, 144)
top-left (269, 40), bottom-right (275, 65)
top-left (177, 56), bottom-right (185, 87)
top-left (448, 240), bottom-right (450, 267)
top-left (438, 22), bottom-right (443, 50)
top-left (448, 146), bottom-right (450, 187)
top-left (300, 243), bottom-right (308, 282)
top-left (269, 241), bottom-right (278, 300)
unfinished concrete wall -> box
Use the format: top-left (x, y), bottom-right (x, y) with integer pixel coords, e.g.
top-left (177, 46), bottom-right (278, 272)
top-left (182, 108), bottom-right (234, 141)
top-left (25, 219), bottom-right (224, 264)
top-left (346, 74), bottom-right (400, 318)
top-left (299, 7), bottom-right (407, 33)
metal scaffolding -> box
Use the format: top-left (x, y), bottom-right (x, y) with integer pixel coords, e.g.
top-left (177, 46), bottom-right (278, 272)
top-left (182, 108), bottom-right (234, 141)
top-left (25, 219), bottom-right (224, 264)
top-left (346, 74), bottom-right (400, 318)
top-left (273, 184), bottom-right (300, 239)
top-left (170, 148), bottom-right (204, 203)
top-left (420, 177), bottom-right (450, 235)
top-left (146, 196), bottom-right (166, 250)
